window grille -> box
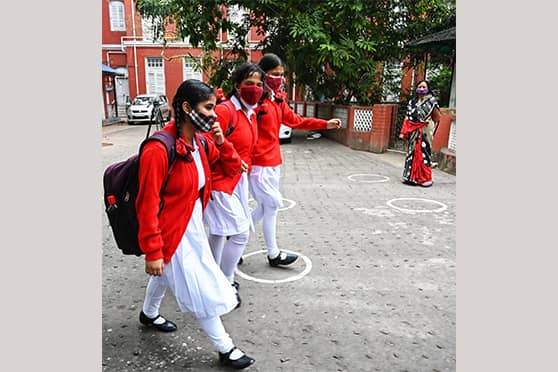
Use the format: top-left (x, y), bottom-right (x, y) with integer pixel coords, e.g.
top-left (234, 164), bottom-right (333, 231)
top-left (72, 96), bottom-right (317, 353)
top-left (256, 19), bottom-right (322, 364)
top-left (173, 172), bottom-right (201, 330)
top-left (183, 57), bottom-right (202, 81)
top-left (296, 103), bottom-right (304, 115)
top-left (353, 109), bottom-right (373, 132)
top-left (317, 105), bottom-right (329, 119)
top-left (382, 61), bottom-right (402, 102)
top-left (146, 57), bottom-right (165, 95)
top-left (448, 120), bottom-right (456, 152)
top-left (333, 107), bottom-right (349, 129)
top-left (142, 17), bottom-right (163, 42)
top-left (109, 1), bottom-right (125, 31)
top-left (306, 105), bottom-right (315, 117)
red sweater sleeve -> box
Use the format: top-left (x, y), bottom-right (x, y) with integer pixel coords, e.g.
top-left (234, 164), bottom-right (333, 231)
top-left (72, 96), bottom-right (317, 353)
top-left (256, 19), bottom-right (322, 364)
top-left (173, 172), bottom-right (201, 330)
top-left (136, 141), bottom-right (167, 262)
top-left (280, 100), bottom-right (328, 130)
top-left (205, 134), bottom-right (242, 177)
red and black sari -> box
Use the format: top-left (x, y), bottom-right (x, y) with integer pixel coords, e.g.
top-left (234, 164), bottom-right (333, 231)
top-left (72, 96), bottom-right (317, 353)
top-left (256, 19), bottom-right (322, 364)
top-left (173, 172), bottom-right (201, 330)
top-left (400, 95), bottom-right (439, 186)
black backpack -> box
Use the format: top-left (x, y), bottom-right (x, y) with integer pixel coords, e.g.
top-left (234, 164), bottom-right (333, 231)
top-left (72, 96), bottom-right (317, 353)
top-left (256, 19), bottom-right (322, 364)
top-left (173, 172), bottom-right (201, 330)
top-left (103, 130), bottom-right (207, 256)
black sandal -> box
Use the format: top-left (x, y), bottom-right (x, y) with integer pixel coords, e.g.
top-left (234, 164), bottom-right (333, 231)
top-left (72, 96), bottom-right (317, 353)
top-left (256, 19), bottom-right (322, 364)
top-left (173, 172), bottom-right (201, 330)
top-left (219, 347), bottom-right (255, 369)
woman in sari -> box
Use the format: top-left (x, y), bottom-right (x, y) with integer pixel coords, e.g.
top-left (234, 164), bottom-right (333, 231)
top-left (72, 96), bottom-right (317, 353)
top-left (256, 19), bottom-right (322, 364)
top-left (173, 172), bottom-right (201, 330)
top-left (399, 80), bottom-right (441, 187)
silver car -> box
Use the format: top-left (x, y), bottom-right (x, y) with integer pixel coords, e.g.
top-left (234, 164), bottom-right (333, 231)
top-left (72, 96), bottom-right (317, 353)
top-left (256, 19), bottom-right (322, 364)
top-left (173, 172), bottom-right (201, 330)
top-left (127, 94), bottom-right (171, 124)
top-left (279, 124), bottom-right (292, 143)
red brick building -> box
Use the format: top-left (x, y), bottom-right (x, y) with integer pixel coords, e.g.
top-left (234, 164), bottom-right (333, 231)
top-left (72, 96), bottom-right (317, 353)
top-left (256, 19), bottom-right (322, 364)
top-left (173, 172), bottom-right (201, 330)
top-left (101, 0), bottom-right (264, 120)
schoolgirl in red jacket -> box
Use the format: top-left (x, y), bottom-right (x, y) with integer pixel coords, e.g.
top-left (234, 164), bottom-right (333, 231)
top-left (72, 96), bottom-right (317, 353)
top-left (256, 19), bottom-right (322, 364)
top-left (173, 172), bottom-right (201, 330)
top-left (136, 79), bottom-right (255, 369)
top-left (203, 63), bottom-right (264, 304)
top-left (249, 53), bottom-right (341, 266)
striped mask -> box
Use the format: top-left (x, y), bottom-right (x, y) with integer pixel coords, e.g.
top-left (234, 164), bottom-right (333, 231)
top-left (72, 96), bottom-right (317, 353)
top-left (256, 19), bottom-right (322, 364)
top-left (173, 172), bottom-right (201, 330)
top-left (188, 110), bottom-right (217, 132)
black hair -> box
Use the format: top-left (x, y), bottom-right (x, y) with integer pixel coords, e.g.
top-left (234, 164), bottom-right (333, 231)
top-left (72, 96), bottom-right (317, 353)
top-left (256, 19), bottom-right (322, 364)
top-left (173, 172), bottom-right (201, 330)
top-left (258, 53), bottom-right (284, 73)
top-left (410, 79), bottom-right (434, 107)
top-left (415, 79), bottom-right (431, 92)
top-left (257, 53), bottom-right (285, 102)
top-left (172, 79), bottom-right (215, 136)
top-left (226, 62), bottom-right (265, 99)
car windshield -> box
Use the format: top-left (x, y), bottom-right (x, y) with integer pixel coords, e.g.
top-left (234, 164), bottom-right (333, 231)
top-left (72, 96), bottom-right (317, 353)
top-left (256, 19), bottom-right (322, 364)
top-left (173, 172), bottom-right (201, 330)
top-left (132, 96), bottom-right (155, 105)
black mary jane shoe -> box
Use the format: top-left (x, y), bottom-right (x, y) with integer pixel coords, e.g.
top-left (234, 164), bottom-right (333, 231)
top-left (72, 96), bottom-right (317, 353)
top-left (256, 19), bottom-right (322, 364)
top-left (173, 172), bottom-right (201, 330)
top-left (232, 282), bottom-right (241, 309)
top-left (219, 347), bottom-right (255, 369)
top-left (268, 250), bottom-right (298, 267)
top-left (139, 311), bottom-right (177, 332)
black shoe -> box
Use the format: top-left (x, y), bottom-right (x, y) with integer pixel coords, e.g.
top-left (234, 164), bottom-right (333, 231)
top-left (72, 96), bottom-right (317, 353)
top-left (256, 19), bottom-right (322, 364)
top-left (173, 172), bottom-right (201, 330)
top-left (139, 311), bottom-right (177, 332)
top-left (219, 347), bottom-right (255, 369)
top-left (232, 282), bottom-right (241, 309)
top-left (235, 292), bottom-right (242, 309)
top-left (268, 251), bottom-right (298, 267)
top-left (238, 257), bottom-right (243, 265)
top-left (401, 178), bottom-right (416, 186)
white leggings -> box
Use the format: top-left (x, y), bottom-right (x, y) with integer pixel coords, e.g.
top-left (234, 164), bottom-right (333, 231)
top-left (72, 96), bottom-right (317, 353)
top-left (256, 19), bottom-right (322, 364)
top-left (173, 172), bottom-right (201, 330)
top-left (208, 230), bottom-right (249, 283)
top-left (251, 202), bottom-right (280, 259)
top-left (142, 276), bottom-right (234, 353)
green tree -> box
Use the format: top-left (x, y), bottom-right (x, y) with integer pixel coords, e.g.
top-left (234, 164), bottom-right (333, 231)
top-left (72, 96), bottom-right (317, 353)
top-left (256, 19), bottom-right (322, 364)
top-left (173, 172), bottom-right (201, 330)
top-left (136, 0), bottom-right (455, 105)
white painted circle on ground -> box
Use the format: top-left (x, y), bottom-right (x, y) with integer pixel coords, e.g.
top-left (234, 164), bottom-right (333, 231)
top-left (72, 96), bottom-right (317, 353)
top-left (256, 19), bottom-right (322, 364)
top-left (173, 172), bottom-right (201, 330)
top-left (235, 249), bottom-right (312, 284)
top-left (248, 198), bottom-right (296, 211)
top-left (347, 174), bottom-right (390, 183)
top-left (386, 198), bottom-right (448, 213)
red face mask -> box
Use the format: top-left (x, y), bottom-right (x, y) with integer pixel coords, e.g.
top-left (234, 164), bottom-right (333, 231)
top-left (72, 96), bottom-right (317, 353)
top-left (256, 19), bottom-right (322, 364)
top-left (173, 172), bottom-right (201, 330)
top-left (239, 85), bottom-right (263, 106)
top-left (265, 74), bottom-right (284, 93)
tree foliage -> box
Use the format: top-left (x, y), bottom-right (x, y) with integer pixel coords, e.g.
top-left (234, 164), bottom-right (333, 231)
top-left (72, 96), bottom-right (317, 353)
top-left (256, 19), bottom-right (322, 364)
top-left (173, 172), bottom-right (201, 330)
top-left (136, 0), bottom-right (455, 105)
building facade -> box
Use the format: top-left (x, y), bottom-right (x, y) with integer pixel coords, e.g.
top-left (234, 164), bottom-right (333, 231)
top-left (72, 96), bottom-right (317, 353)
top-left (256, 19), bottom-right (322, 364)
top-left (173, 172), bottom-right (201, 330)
top-left (101, 0), bottom-right (264, 120)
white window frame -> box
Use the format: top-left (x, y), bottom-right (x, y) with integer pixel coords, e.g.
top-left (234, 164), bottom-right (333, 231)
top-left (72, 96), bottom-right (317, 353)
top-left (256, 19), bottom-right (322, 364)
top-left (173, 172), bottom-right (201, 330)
top-left (183, 57), bottom-right (203, 81)
top-left (109, 1), bottom-right (126, 32)
top-left (145, 57), bottom-right (166, 96)
top-left (227, 5), bottom-right (247, 43)
top-left (142, 17), bottom-right (164, 42)
top-left (382, 61), bottom-right (403, 103)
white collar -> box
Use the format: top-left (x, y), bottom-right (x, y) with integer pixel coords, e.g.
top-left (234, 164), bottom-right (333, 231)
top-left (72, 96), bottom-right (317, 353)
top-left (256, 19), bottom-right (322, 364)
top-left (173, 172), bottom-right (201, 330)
top-left (231, 95), bottom-right (256, 117)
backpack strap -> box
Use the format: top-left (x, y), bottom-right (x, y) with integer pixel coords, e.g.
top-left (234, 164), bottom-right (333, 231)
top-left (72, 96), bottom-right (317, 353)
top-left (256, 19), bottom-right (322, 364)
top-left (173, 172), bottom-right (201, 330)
top-left (139, 131), bottom-right (177, 213)
top-left (219, 99), bottom-right (238, 137)
top-left (140, 131), bottom-right (176, 167)
top-left (256, 108), bottom-right (266, 125)
top-left (196, 133), bottom-right (209, 156)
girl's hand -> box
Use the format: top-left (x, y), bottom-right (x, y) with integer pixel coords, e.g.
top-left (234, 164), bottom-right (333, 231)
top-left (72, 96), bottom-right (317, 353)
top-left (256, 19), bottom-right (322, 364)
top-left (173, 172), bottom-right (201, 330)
top-left (211, 122), bottom-right (225, 146)
top-left (327, 118), bottom-right (342, 129)
top-left (239, 160), bottom-right (248, 173)
top-left (145, 259), bottom-right (164, 276)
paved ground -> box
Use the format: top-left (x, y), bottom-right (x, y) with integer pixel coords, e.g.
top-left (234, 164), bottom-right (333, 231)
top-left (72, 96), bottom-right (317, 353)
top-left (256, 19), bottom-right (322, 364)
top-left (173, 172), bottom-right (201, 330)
top-left (102, 123), bottom-right (456, 372)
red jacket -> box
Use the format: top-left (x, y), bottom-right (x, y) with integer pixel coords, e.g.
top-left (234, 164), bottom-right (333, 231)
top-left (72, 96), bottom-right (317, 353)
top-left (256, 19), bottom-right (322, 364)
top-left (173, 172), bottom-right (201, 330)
top-left (204, 97), bottom-right (258, 194)
top-left (252, 97), bottom-right (328, 167)
top-left (136, 122), bottom-right (242, 263)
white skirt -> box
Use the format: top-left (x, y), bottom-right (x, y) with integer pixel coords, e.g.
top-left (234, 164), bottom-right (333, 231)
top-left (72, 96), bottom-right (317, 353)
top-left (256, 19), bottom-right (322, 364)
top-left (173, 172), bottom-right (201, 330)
top-left (163, 198), bottom-right (238, 319)
top-left (203, 173), bottom-right (254, 235)
top-left (248, 165), bottom-right (283, 208)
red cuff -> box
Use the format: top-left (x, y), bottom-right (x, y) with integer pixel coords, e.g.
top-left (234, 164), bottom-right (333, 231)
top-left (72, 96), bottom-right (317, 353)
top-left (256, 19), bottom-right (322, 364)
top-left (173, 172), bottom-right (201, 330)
top-left (145, 250), bottom-right (164, 262)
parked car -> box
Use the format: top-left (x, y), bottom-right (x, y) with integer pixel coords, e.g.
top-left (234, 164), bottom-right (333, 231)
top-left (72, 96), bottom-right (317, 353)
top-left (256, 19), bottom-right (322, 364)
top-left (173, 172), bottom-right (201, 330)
top-left (127, 94), bottom-right (171, 124)
top-left (279, 124), bottom-right (292, 143)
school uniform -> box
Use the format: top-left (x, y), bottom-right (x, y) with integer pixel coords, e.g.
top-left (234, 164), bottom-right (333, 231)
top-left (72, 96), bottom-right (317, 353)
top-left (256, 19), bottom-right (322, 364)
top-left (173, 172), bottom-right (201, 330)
top-left (136, 123), bottom-right (242, 351)
top-left (202, 95), bottom-right (258, 283)
top-left (249, 93), bottom-right (328, 207)
top-left (249, 93), bottom-right (328, 260)
top-left (203, 95), bottom-right (258, 236)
